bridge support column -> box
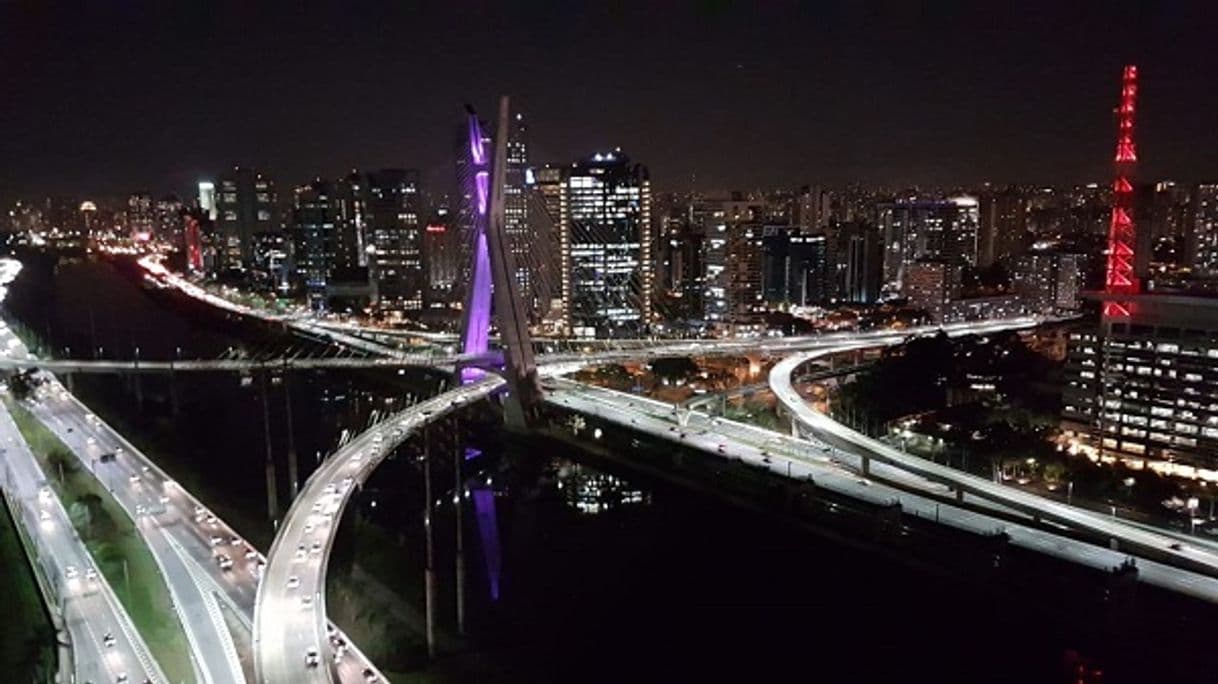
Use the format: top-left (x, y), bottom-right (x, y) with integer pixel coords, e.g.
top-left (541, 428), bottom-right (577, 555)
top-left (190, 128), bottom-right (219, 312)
top-left (860, 454), bottom-right (870, 477)
top-left (65, 372), bottom-right (75, 395)
top-left (955, 488), bottom-right (964, 503)
top-left (168, 367), bottom-right (180, 419)
top-left (259, 371), bottom-right (278, 523)
top-left (423, 427), bottom-right (437, 660)
top-left (454, 421), bottom-right (466, 636)
top-left (283, 369), bottom-right (299, 500)
top-left (457, 98), bottom-right (540, 429)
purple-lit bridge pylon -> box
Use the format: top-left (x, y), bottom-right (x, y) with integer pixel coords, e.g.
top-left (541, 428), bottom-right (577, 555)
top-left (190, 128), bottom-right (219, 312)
top-left (457, 97), bottom-right (541, 429)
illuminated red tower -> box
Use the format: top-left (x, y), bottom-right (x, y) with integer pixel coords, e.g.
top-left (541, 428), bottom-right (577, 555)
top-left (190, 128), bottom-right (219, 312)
top-left (1103, 64), bottom-right (1139, 318)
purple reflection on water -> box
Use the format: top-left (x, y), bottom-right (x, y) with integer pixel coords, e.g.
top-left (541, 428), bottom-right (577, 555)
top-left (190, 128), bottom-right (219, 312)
top-left (472, 487), bottom-right (502, 601)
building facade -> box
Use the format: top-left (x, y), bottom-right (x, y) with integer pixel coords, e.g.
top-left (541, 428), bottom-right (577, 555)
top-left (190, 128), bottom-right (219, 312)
top-left (127, 192), bottom-right (154, 240)
top-left (879, 196), bottom-right (979, 295)
top-left (1062, 294), bottom-right (1218, 477)
top-left (1012, 251), bottom-right (1083, 314)
top-left (216, 167), bottom-right (277, 268)
top-left (902, 259), bottom-right (962, 322)
top-left (836, 221), bottom-right (883, 304)
top-left (560, 151), bottom-right (652, 337)
top-left (1189, 183), bottom-right (1218, 275)
top-left (363, 168), bottom-right (424, 315)
top-left (761, 228), bottom-right (829, 307)
top-left (291, 180), bottom-right (340, 308)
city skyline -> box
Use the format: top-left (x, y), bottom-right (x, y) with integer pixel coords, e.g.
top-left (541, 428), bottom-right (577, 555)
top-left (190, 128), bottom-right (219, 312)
top-left (3, 2), bottom-right (1218, 207)
top-left (5, 5), bottom-right (1218, 680)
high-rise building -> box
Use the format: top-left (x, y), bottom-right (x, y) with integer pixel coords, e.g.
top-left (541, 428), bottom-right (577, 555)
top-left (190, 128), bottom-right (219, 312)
top-left (155, 195), bottom-right (185, 244)
top-left (127, 192), bottom-right (154, 240)
top-left (1150, 181), bottom-right (1190, 244)
top-left (1188, 183), bottom-right (1218, 275)
top-left (529, 163), bottom-right (566, 316)
top-left (333, 171), bottom-right (368, 273)
top-left (902, 259), bottom-right (962, 322)
top-left (977, 187), bottom-right (1029, 269)
top-left (363, 169), bottom-right (424, 315)
top-left (1062, 294), bottom-right (1218, 476)
top-left (252, 231), bottom-right (291, 290)
top-left (697, 201), bottom-right (729, 325)
top-left (1012, 252), bottom-right (1057, 313)
top-left (502, 113), bottom-right (550, 317)
top-left (793, 185), bottom-right (828, 232)
top-left (216, 167), bottom-right (277, 268)
top-left (291, 180), bottom-right (338, 308)
top-left (650, 198), bottom-right (704, 326)
top-left (878, 196), bottom-right (979, 296)
top-left (197, 181), bottom-right (217, 221)
top-left (762, 228), bottom-right (829, 307)
top-left (725, 223), bottom-right (765, 326)
top-left (423, 205), bottom-right (458, 304)
top-left (560, 151), bottom-right (652, 337)
top-left (836, 221), bottom-right (883, 304)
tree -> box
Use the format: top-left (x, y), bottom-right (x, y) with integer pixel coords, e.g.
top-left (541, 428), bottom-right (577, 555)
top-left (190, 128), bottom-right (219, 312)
top-left (6, 371), bottom-right (38, 401)
top-left (650, 357), bottom-right (699, 383)
top-left (45, 448), bottom-right (78, 481)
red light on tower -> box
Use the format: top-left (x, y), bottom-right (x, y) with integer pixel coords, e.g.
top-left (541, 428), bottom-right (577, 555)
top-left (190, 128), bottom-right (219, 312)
top-left (1103, 64), bottom-right (1139, 318)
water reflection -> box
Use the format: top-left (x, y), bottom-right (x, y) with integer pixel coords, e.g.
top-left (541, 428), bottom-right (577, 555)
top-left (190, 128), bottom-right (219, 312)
top-left (554, 462), bottom-right (648, 515)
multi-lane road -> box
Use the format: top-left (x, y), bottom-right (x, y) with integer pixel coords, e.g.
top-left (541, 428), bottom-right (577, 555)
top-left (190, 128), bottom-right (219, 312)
top-left (768, 338), bottom-right (1218, 579)
top-left (0, 401), bottom-right (165, 684)
top-left (26, 385), bottom-right (248, 684)
top-left (254, 376), bottom-right (504, 684)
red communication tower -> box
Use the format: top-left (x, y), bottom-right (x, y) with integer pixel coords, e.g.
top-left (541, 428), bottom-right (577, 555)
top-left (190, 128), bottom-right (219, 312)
top-left (1103, 64), bottom-right (1139, 318)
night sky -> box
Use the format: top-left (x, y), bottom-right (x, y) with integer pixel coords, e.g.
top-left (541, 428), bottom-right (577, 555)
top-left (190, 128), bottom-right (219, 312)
top-left (2, 1), bottom-right (1216, 205)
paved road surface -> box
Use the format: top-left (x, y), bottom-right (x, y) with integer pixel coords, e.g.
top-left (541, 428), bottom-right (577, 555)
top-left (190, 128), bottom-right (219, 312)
top-left (254, 377), bottom-right (504, 684)
top-left (768, 335), bottom-right (1218, 580)
top-left (0, 402), bottom-right (165, 684)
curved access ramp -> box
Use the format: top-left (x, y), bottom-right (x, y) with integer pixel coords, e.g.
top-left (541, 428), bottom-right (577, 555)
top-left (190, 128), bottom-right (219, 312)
top-left (253, 376), bottom-right (504, 684)
top-left (769, 322), bottom-right (1218, 581)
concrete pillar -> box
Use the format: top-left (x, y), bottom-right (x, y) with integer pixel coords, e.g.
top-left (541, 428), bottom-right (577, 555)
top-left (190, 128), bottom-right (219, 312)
top-left (283, 369), bottom-right (299, 500)
top-left (259, 371), bottom-right (278, 522)
top-left (860, 454), bottom-right (870, 476)
top-left (955, 488), bottom-right (964, 503)
top-left (423, 427), bottom-right (436, 659)
top-left (454, 422), bottom-right (466, 636)
top-left (168, 370), bottom-right (180, 419)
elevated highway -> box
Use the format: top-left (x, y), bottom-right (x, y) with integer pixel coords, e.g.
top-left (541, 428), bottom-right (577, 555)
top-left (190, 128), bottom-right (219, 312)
top-left (769, 333), bottom-right (1218, 580)
top-left (546, 379), bottom-right (1218, 601)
